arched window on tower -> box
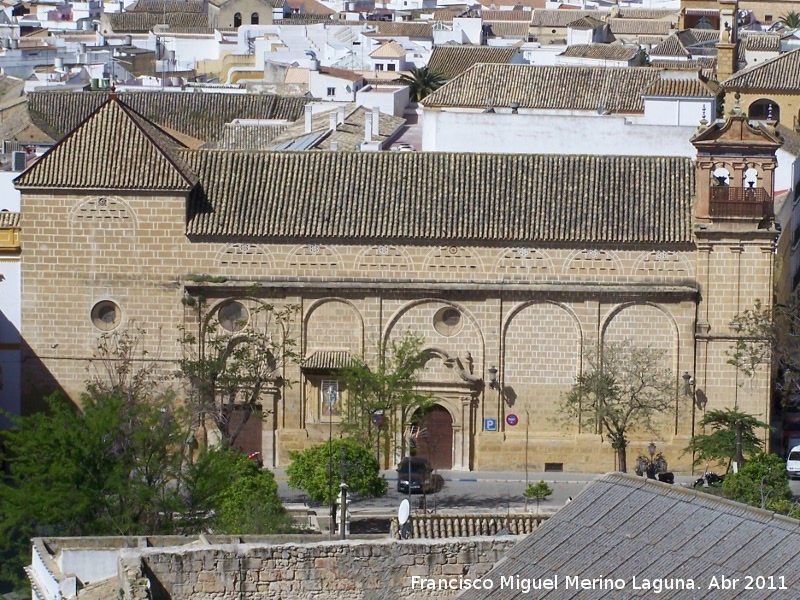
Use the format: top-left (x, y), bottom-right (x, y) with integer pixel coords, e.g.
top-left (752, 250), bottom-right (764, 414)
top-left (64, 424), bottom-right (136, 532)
top-left (233, 12), bottom-right (242, 27)
top-left (744, 167), bottom-right (759, 189)
top-left (712, 166), bottom-right (730, 187)
top-left (748, 98), bottom-right (780, 122)
top-left (251, 12), bottom-right (259, 24)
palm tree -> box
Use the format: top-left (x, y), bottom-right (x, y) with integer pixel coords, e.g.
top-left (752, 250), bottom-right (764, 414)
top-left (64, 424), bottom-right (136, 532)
top-left (779, 10), bottom-right (800, 28)
top-left (399, 67), bottom-right (446, 102)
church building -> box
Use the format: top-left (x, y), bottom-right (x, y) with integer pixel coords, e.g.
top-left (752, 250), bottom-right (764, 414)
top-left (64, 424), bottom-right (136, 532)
top-left (13, 95), bottom-right (780, 472)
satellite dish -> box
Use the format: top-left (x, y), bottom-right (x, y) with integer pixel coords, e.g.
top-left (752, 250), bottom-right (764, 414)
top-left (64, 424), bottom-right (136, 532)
top-left (398, 499), bottom-right (410, 525)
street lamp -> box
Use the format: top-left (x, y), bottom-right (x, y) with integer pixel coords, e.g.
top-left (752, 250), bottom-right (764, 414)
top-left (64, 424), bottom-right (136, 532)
top-left (488, 366), bottom-right (500, 390)
top-left (326, 384), bottom-right (337, 540)
top-left (682, 372), bottom-right (694, 397)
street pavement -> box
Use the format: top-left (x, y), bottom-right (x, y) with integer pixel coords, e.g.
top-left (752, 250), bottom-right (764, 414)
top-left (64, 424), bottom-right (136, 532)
top-left (275, 469), bottom-right (700, 518)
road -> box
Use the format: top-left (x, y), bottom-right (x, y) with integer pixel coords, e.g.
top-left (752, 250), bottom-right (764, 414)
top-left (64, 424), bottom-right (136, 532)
top-left (275, 470), bottom-right (698, 518)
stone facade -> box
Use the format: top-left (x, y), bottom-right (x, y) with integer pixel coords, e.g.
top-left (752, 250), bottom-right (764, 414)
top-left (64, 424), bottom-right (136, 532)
top-left (117, 538), bottom-right (520, 600)
top-left (15, 101), bottom-right (781, 474)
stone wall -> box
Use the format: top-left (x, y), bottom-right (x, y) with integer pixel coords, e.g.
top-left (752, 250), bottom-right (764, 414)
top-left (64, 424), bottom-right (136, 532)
top-left (118, 537), bottom-right (521, 600)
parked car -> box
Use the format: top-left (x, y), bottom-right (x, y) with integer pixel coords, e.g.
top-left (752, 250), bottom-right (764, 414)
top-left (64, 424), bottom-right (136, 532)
top-left (396, 457), bottom-right (434, 494)
top-left (787, 445), bottom-right (800, 479)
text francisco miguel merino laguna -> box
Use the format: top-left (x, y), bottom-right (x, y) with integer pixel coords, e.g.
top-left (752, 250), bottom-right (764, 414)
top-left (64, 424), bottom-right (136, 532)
top-left (411, 574), bottom-right (788, 594)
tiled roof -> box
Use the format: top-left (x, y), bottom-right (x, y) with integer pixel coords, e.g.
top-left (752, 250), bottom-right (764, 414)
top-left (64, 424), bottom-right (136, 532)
top-left (0, 212), bottom-right (19, 227)
top-left (560, 44), bottom-right (639, 61)
top-left (531, 9), bottom-right (599, 28)
top-left (742, 33), bottom-right (781, 52)
top-left (106, 12), bottom-right (211, 33)
top-left (482, 10), bottom-right (531, 21)
top-left (651, 34), bottom-right (691, 57)
top-left (650, 29), bottom-right (717, 58)
top-left (302, 351), bottom-right (355, 370)
top-left (27, 91), bottom-right (308, 142)
top-left (460, 474), bottom-right (800, 600)
top-left (723, 48), bottom-right (800, 92)
top-left (318, 67), bottom-right (365, 82)
top-left (617, 8), bottom-right (678, 19)
top-left (567, 16), bottom-right (605, 29)
top-left (277, 16), bottom-right (331, 25)
top-left (643, 77), bottom-right (716, 98)
top-left (480, 0), bottom-right (544, 8)
top-left (181, 151), bottom-right (694, 243)
top-left (651, 58), bottom-right (715, 71)
top-left (423, 64), bottom-right (661, 113)
top-left (368, 22), bottom-right (433, 39)
top-left (608, 17), bottom-right (672, 35)
top-left (214, 123), bottom-right (290, 149)
top-left (15, 97), bottom-right (198, 191)
top-left (268, 105), bottom-right (405, 150)
top-left (428, 45), bottom-right (517, 80)
top-left (370, 41), bottom-right (406, 58)
top-left (485, 22), bottom-right (529, 38)
top-left (127, 0), bottom-right (205, 12)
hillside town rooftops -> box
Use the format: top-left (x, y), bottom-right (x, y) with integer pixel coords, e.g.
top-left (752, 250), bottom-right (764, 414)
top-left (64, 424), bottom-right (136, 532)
top-left (567, 16), bottom-right (605, 29)
top-left (530, 9), bottom-right (599, 28)
top-left (608, 17), bottom-right (673, 36)
top-left (741, 32), bottom-right (782, 52)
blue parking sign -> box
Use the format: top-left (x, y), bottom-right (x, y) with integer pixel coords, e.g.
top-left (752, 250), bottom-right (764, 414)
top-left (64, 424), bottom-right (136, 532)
top-left (484, 418), bottom-right (498, 431)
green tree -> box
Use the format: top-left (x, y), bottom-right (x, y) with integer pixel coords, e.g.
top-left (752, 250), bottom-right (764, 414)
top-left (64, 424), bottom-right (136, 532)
top-left (721, 453), bottom-right (793, 512)
top-left (399, 67), bottom-right (446, 102)
top-left (523, 480), bottom-right (553, 517)
top-left (779, 10), bottom-right (800, 28)
top-left (286, 439), bottom-right (387, 506)
top-left (338, 332), bottom-right (434, 459)
top-left (179, 292), bottom-right (301, 446)
top-left (210, 451), bottom-right (294, 534)
top-left (684, 408), bottom-right (772, 473)
top-left (559, 341), bottom-right (677, 473)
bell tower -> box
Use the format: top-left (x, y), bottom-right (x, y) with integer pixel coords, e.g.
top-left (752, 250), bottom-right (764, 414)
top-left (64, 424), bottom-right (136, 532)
top-left (690, 113), bottom-right (781, 428)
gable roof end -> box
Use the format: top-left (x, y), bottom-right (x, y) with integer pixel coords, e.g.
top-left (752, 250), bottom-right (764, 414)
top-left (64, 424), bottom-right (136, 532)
top-left (14, 97), bottom-right (199, 192)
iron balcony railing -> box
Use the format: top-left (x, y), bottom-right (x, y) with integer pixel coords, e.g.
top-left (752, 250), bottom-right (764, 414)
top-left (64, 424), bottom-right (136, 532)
top-left (709, 186), bottom-right (773, 218)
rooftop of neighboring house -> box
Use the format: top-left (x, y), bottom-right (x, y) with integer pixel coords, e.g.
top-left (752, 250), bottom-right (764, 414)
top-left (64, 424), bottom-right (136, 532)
top-left (559, 44), bottom-right (641, 62)
top-left (567, 16), bottom-right (606, 29)
top-left (23, 90), bottom-right (308, 142)
top-left (740, 31), bottom-right (782, 52)
top-left (427, 44), bottom-right (517, 80)
top-left (365, 21), bottom-right (433, 39)
top-left (649, 28), bottom-right (719, 58)
top-left (317, 66), bottom-right (365, 83)
top-left (459, 474), bottom-right (800, 600)
top-left (103, 11), bottom-right (212, 34)
top-left (608, 17), bottom-right (674, 36)
top-left (285, 0), bottom-right (336, 15)
top-left (126, 0), bottom-right (206, 12)
top-left (722, 47), bottom-right (800, 93)
top-left (369, 41), bottom-right (406, 59)
top-left (268, 105), bottom-right (406, 150)
top-left (485, 22), bottom-right (529, 39)
top-left (15, 95), bottom-right (695, 245)
top-left (422, 63), bottom-right (664, 114)
top-left (530, 9), bottom-right (600, 28)
top-left (481, 10), bottom-right (531, 22)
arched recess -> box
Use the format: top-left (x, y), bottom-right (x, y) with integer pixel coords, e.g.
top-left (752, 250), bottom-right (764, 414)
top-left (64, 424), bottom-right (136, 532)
top-left (632, 251), bottom-right (692, 278)
top-left (601, 302), bottom-right (680, 434)
top-left (421, 246), bottom-right (483, 280)
top-left (502, 301), bottom-right (583, 431)
top-left (355, 244), bottom-right (411, 273)
top-left (215, 243), bottom-right (275, 269)
top-left (304, 298), bottom-right (364, 357)
top-left (70, 195), bottom-right (138, 228)
top-left (286, 244), bottom-right (342, 270)
top-left (562, 249), bottom-right (623, 277)
top-left (70, 196), bottom-right (139, 273)
top-left (748, 98), bottom-right (779, 122)
top-left (493, 247), bottom-right (553, 281)
top-left (384, 299), bottom-right (485, 470)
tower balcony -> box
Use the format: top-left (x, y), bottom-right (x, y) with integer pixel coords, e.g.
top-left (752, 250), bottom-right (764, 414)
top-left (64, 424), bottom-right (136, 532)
top-left (709, 186), bottom-right (773, 219)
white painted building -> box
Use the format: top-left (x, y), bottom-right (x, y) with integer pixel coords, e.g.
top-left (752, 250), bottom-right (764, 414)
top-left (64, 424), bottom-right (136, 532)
top-left (0, 169), bottom-right (21, 426)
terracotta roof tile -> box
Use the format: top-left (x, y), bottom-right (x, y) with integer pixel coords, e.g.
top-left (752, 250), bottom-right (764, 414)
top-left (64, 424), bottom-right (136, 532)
top-left (302, 351), bottom-right (355, 370)
top-left (368, 22), bottom-right (433, 39)
top-left (485, 22), bottom-right (529, 38)
top-left (567, 16), bottom-right (605, 29)
top-left (742, 33), bottom-right (781, 52)
top-left (560, 44), bottom-right (639, 61)
top-left (616, 8), bottom-right (678, 19)
top-left (723, 48), bottom-right (800, 92)
top-left (127, 0), bottom-right (205, 12)
top-left (423, 64), bottom-right (661, 113)
top-left (369, 41), bottom-right (406, 58)
top-left (182, 151), bottom-right (694, 244)
top-left (15, 98), bottom-right (198, 191)
top-left (27, 91), bottom-right (308, 142)
top-left (643, 77), bottom-right (716, 98)
top-left (608, 17), bottom-right (673, 35)
top-left (106, 12), bottom-right (211, 33)
top-left (482, 10), bottom-right (531, 21)
top-left (530, 9), bottom-right (599, 28)
top-left (428, 45), bottom-right (517, 79)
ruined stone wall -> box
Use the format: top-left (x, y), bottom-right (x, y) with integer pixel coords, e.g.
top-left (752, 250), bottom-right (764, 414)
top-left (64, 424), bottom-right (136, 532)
top-left (118, 537), bottom-right (521, 600)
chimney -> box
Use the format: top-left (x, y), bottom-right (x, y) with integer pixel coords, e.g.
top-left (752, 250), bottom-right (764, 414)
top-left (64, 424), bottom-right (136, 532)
top-left (364, 117), bottom-right (372, 142)
top-left (304, 105), bottom-right (313, 134)
top-left (329, 110), bottom-right (337, 131)
top-left (371, 107), bottom-right (380, 137)
top-left (337, 106), bottom-right (345, 125)
top-left (330, 141), bottom-right (339, 151)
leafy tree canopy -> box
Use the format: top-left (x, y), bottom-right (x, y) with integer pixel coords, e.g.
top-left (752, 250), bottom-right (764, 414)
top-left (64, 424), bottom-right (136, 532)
top-left (399, 67), bottom-right (446, 102)
top-left (286, 439), bottom-right (387, 505)
top-left (684, 408), bottom-right (772, 472)
top-left (721, 453), bottom-right (795, 514)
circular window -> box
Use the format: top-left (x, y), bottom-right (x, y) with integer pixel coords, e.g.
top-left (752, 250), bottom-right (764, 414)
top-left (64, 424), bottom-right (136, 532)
top-left (218, 301), bottom-right (249, 332)
top-left (91, 300), bottom-right (121, 331)
top-left (433, 307), bottom-right (463, 337)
